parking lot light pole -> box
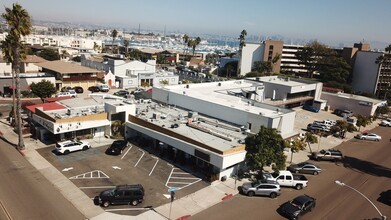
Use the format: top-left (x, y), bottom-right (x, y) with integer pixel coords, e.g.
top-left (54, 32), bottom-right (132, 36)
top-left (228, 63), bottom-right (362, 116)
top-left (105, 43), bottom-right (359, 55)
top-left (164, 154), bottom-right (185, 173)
top-left (335, 180), bottom-right (386, 220)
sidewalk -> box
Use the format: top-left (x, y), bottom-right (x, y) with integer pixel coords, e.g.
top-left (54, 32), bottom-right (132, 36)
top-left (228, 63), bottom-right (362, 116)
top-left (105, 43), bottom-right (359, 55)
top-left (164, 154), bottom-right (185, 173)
top-left (0, 116), bottom-right (380, 220)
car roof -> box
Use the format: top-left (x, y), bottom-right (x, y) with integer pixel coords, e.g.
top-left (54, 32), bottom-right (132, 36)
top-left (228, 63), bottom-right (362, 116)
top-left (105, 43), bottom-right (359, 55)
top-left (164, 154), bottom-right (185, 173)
top-left (293, 195), bottom-right (313, 204)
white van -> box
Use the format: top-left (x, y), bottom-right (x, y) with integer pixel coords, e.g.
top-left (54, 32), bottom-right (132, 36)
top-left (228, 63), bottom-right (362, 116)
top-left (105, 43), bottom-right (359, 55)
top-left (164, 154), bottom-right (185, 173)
top-left (97, 84), bottom-right (109, 92)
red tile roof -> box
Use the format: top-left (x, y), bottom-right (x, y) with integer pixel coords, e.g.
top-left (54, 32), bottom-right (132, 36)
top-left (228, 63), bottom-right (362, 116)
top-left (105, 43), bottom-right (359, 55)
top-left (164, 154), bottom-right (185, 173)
top-left (25, 102), bottom-right (65, 113)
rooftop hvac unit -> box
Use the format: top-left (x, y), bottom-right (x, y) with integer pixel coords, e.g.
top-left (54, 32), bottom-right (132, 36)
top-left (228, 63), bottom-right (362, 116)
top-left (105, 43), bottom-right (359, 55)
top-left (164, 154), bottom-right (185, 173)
top-left (218, 82), bottom-right (221, 86)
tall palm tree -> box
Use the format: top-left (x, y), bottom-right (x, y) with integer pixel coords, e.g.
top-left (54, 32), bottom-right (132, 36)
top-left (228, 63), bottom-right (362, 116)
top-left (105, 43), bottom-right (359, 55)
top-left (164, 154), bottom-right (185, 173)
top-left (237, 29), bottom-right (247, 77)
top-left (182, 34), bottom-right (189, 61)
top-left (2, 3), bottom-right (32, 150)
top-left (190, 37), bottom-right (201, 56)
top-left (123, 38), bottom-right (129, 56)
top-left (111, 29), bottom-right (118, 54)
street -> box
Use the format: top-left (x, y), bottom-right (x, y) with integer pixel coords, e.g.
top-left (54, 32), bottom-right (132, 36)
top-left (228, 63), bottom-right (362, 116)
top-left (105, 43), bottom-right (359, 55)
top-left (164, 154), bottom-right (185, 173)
top-left (0, 138), bottom-right (86, 220)
top-left (191, 126), bottom-right (391, 220)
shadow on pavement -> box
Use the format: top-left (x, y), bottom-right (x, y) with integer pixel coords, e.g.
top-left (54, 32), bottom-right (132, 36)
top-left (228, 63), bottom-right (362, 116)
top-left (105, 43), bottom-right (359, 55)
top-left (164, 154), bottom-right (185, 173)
top-left (342, 156), bottom-right (391, 178)
top-left (377, 189), bottom-right (391, 206)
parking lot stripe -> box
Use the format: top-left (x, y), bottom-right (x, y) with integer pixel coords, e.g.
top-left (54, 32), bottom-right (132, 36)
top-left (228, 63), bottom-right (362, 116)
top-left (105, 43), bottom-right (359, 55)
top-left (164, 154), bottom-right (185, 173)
top-left (178, 179), bottom-right (202, 190)
top-left (69, 170), bottom-right (109, 179)
top-left (170, 177), bottom-right (201, 180)
top-left (121, 145), bottom-right (133, 160)
top-left (134, 149), bottom-right (145, 167)
top-left (105, 208), bottom-right (151, 212)
top-left (79, 186), bottom-right (115, 189)
top-left (168, 182), bottom-right (192, 185)
top-left (165, 168), bottom-right (175, 187)
top-left (149, 158), bottom-right (159, 176)
top-left (172, 172), bottom-right (190, 175)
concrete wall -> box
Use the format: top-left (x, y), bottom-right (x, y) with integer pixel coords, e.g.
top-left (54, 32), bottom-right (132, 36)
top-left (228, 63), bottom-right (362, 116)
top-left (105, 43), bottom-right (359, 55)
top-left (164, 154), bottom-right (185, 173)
top-left (352, 51), bottom-right (382, 94)
top-left (321, 92), bottom-right (381, 116)
top-left (240, 42), bottom-right (264, 76)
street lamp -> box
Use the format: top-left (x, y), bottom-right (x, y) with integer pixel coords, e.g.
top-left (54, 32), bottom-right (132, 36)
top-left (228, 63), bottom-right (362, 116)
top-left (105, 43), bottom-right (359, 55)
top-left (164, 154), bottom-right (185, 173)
top-left (335, 180), bottom-right (386, 220)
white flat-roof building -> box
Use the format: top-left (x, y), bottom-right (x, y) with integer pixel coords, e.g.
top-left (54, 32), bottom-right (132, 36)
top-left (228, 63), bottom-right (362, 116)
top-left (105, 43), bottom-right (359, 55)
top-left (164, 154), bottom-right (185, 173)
top-left (152, 79), bottom-right (297, 138)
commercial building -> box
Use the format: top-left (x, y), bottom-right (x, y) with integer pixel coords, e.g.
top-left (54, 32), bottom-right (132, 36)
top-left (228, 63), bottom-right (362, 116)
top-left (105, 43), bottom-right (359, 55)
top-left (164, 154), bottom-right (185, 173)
top-left (321, 92), bottom-right (386, 116)
top-left (352, 51), bottom-right (390, 98)
top-left (29, 96), bottom-right (135, 142)
top-left (36, 60), bottom-right (102, 91)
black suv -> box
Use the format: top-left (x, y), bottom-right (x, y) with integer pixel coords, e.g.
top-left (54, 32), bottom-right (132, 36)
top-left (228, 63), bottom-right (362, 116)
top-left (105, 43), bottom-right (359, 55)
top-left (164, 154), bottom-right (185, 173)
top-left (94, 184), bottom-right (144, 207)
top-left (278, 194), bottom-right (316, 220)
top-left (105, 140), bottom-right (128, 155)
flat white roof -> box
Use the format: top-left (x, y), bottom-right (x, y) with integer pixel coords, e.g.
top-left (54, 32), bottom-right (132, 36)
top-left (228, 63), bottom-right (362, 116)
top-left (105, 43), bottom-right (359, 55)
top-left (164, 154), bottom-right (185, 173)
top-left (162, 79), bottom-right (293, 117)
top-left (133, 101), bottom-right (247, 152)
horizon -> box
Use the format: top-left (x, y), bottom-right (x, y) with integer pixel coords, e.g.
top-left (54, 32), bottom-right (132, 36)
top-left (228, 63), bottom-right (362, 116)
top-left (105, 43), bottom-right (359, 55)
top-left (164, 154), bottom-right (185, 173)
top-left (1, 0), bottom-right (391, 50)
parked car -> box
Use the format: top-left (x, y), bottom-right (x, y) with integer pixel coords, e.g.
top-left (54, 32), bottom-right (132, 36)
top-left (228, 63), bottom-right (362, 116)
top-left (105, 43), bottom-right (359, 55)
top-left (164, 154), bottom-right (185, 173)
top-left (88, 86), bottom-right (100, 93)
top-left (93, 184), bottom-right (145, 207)
top-left (310, 149), bottom-right (343, 161)
top-left (287, 162), bottom-right (322, 175)
top-left (55, 140), bottom-right (91, 155)
top-left (56, 91), bottom-right (77, 98)
top-left (73, 86), bottom-right (84, 94)
top-left (334, 109), bottom-right (353, 117)
top-left (380, 118), bottom-right (391, 127)
top-left (355, 132), bottom-right (382, 141)
top-left (105, 140), bottom-right (128, 155)
top-left (61, 86), bottom-right (73, 92)
top-left (307, 123), bottom-right (330, 132)
top-left (278, 194), bottom-right (316, 220)
top-left (303, 105), bottom-right (319, 113)
top-left (97, 84), bottom-right (110, 92)
top-left (113, 90), bottom-right (129, 97)
top-left (240, 180), bottom-right (281, 198)
top-left (131, 88), bottom-right (144, 94)
top-left (266, 171), bottom-right (308, 190)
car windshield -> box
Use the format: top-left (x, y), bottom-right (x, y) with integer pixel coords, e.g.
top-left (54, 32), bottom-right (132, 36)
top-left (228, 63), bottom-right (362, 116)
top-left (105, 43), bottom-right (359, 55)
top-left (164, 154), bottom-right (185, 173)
top-left (291, 198), bottom-right (304, 208)
top-left (319, 150), bottom-right (326, 154)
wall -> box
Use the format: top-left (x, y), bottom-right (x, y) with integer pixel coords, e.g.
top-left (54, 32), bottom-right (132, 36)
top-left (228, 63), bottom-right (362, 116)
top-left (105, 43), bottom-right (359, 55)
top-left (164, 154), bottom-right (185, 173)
top-left (352, 51), bottom-right (382, 94)
top-left (0, 76), bottom-right (55, 93)
top-left (240, 42), bottom-right (264, 76)
top-left (321, 92), bottom-right (377, 116)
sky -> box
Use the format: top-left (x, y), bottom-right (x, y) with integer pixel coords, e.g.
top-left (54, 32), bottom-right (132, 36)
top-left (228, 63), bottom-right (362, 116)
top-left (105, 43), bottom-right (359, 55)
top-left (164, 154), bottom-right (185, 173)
top-left (2, 0), bottom-right (390, 48)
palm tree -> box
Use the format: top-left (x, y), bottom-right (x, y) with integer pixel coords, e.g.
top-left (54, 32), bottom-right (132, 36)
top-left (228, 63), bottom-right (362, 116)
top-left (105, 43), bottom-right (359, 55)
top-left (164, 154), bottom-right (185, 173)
top-left (182, 34), bottom-right (189, 61)
top-left (304, 132), bottom-right (318, 153)
top-left (2, 3), bottom-right (32, 150)
top-left (190, 37), bottom-right (201, 56)
top-left (111, 29), bottom-right (118, 54)
top-left (123, 38), bottom-right (129, 56)
top-left (385, 44), bottom-right (391, 54)
top-left (237, 29), bottom-right (247, 77)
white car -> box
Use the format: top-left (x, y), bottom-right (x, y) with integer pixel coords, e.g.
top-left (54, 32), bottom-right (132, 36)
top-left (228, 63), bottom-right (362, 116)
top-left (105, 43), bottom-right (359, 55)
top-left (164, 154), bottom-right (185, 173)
top-left (55, 140), bottom-right (91, 154)
top-left (380, 118), bottom-right (391, 127)
top-left (56, 91), bottom-right (77, 98)
top-left (355, 133), bottom-right (382, 141)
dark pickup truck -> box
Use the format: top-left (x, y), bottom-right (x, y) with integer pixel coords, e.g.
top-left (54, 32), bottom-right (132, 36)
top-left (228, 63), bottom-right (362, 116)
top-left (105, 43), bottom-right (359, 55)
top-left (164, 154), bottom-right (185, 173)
top-left (310, 149), bottom-right (343, 161)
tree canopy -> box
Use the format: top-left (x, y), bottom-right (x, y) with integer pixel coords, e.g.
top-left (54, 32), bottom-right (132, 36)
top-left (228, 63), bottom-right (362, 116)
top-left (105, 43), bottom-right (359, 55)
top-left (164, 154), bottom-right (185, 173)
top-left (30, 80), bottom-right (56, 102)
top-left (38, 48), bottom-right (60, 61)
top-left (245, 126), bottom-right (287, 172)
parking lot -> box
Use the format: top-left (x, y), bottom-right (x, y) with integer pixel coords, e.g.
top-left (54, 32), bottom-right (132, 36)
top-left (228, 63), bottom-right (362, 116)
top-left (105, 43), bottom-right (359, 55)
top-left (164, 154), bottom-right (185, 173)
top-left (37, 142), bottom-right (208, 216)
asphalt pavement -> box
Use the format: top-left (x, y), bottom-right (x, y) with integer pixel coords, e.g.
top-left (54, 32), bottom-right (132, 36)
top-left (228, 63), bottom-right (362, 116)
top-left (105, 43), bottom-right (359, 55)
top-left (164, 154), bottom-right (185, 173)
top-left (0, 101), bottom-right (385, 220)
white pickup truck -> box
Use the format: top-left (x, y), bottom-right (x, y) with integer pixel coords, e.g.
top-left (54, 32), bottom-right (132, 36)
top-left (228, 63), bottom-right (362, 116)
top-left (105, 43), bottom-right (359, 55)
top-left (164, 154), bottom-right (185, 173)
top-left (266, 170), bottom-right (308, 190)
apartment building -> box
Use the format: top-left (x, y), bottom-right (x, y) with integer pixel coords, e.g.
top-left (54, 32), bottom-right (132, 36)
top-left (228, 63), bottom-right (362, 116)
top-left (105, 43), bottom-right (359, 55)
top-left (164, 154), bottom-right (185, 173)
top-left (351, 51), bottom-right (387, 96)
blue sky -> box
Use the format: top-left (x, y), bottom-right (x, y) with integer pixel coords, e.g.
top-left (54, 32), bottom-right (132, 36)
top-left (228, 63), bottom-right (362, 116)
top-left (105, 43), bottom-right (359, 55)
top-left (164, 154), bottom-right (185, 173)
top-left (2, 0), bottom-right (390, 48)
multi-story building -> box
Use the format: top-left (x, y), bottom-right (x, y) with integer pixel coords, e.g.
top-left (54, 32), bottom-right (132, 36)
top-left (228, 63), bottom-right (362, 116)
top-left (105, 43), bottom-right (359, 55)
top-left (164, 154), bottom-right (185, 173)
top-left (351, 51), bottom-right (386, 96)
top-left (280, 44), bottom-right (306, 74)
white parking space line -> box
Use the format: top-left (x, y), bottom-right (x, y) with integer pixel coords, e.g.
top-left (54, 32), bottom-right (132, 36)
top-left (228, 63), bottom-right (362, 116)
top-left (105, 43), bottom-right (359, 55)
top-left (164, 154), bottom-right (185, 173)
top-left (149, 157), bottom-right (159, 176)
top-left (165, 168), bottom-right (175, 187)
top-left (134, 149), bottom-right (145, 167)
top-left (165, 167), bottom-right (202, 190)
top-left (79, 186), bottom-right (115, 189)
top-left (121, 144), bottom-right (133, 160)
top-left (105, 208), bottom-right (150, 212)
top-left (69, 170), bottom-right (109, 179)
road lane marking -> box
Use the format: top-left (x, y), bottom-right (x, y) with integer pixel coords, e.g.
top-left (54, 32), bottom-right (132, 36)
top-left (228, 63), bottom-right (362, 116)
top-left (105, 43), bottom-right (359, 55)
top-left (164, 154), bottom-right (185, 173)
top-left (62, 167), bottom-right (74, 172)
top-left (105, 208), bottom-right (151, 212)
top-left (165, 167), bottom-right (175, 187)
top-left (0, 200), bottom-right (12, 220)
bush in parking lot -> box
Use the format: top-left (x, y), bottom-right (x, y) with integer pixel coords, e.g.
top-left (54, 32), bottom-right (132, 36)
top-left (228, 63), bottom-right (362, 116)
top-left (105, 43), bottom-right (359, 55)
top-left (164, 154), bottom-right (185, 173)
top-left (331, 120), bottom-right (357, 133)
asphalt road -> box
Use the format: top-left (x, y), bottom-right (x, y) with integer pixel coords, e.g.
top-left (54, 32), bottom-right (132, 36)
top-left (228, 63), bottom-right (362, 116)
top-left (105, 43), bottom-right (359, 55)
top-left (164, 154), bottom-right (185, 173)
top-left (0, 138), bottom-right (86, 220)
top-left (191, 126), bottom-right (391, 220)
